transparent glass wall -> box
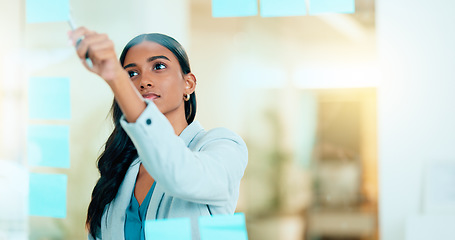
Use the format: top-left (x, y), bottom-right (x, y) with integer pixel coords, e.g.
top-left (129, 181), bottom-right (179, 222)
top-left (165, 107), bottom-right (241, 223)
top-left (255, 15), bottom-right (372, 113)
top-left (1, 0), bottom-right (377, 239)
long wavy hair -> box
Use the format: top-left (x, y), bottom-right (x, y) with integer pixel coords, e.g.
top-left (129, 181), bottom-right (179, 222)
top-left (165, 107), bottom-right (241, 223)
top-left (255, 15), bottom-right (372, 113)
top-left (86, 33), bottom-right (196, 238)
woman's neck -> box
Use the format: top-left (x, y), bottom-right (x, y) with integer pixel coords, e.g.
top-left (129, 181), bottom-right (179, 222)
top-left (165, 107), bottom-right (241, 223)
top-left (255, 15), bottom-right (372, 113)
top-left (165, 108), bottom-right (189, 136)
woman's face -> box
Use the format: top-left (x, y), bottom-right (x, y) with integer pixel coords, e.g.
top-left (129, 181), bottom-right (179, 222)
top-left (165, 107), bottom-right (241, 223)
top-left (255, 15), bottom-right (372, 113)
top-left (122, 41), bottom-right (194, 118)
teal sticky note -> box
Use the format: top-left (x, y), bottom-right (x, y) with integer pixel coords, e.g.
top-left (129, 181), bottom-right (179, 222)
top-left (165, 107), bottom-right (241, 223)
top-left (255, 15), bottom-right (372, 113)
top-left (26, 0), bottom-right (70, 23)
top-left (28, 77), bottom-right (71, 120)
top-left (212, 0), bottom-right (258, 18)
top-left (309, 0), bottom-right (355, 15)
top-left (260, 0), bottom-right (307, 17)
top-left (27, 125), bottom-right (70, 168)
top-left (145, 218), bottom-right (192, 240)
top-left (199, 213), bottom-right (248, 240)
top-left (29, 173), bottom-right (67, 218)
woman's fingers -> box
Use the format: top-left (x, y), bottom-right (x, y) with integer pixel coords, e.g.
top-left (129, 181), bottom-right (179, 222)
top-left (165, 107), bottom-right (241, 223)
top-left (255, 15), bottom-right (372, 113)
top-left (75, 33), bottom-right (106, 60)
top-left (85, 39), bottom-right (116, 71)
top-left (87, 37), bottom-right (115, 58)
top-left (71, 30), bottom-right (116, 71)
top-left (89, 46), bottom-right (117, 67)
top-left (69, 27), bottom-right (94, 47)
top-left (69, 27), bottom-right (111, 62)
top-left (69, 26), bottom-right (123, 82)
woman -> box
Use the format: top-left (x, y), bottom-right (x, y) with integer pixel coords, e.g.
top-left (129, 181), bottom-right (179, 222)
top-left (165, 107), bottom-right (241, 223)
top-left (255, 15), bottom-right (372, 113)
top-left (69, 28), bottom-right (248, 240)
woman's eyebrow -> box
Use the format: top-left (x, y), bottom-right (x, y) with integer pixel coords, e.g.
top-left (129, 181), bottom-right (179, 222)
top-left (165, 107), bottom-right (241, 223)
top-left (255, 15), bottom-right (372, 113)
top-left (123, 63), bottom-right (136, 69)
top-left (147, 55), bottom-right (170, 62)
top-left (123, 56), bottom-right (170, 69)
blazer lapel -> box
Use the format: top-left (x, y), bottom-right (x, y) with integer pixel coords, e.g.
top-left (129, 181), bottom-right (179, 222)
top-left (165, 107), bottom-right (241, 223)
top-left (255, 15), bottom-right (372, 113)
top-left (143, 121), bottom-right (203, 221)
top-left (102, 158), bottom-right (140, 239)
top-left (146, 183), bottom-right (165, 220)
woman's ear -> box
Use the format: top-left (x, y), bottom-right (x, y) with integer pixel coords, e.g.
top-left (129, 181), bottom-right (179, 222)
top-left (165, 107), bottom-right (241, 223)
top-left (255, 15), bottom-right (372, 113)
top-left (184, 73), bottom-right (197, 94)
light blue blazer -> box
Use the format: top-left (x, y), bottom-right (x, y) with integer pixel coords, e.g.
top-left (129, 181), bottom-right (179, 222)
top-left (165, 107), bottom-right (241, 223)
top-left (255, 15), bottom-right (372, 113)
top-left (89, 99), bottom-right (248, 240)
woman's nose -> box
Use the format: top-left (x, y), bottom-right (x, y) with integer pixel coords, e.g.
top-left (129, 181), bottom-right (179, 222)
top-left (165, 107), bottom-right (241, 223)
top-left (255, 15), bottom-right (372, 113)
top-left (140, 83), bottom-right (152, 89)
top-left (140, 76), bottom-right (154, 89)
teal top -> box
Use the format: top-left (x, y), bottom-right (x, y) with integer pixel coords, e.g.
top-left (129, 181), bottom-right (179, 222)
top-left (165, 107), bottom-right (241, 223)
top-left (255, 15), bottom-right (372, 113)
top-left (124, 181), bottom-right (156, 240)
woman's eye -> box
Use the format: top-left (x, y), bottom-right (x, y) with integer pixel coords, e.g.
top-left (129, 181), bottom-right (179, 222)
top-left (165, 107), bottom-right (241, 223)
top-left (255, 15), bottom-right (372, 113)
top-left (153, 63), bottom-right (166, 70)
top-left (128, 71), bottom-right (138, 78)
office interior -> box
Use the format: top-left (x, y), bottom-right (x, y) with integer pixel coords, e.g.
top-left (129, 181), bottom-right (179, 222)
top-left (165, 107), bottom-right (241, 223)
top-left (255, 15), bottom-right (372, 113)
top-left (1, 0), bottom-right (455, 239)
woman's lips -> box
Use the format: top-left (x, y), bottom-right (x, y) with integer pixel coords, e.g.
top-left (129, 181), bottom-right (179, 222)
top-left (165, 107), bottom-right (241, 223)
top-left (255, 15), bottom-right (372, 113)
top-left (142, 93), bottom-right (160, 100)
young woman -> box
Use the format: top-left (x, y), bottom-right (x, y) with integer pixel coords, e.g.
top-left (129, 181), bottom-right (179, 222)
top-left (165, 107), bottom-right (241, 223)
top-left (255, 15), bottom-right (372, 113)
top-left (69, 28), bottom-right (248, 240)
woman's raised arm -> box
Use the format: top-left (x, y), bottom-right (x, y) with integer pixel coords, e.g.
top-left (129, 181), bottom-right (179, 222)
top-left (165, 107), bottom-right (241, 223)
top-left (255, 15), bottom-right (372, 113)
top-left (69, 27), bottom-right (146, 123)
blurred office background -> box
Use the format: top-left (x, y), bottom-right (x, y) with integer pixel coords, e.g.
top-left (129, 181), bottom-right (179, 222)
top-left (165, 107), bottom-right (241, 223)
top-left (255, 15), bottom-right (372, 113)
top-left (1, 0), bottom-right (455, 239)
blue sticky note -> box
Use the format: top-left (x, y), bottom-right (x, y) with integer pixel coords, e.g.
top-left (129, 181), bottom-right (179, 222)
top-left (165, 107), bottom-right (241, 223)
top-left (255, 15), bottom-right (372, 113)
top-left (212, 0), bottom-right (258, 18)
top-left (309, 0), bottom-right (355, 15)
top-left (27, 125), bottom-right (70, 168)
top-left (145, 218), bottom-right (192, 240)
top-left (199, 213), bottom-right (248, 240)
top-left (260, 0), bottom-right (307, 17)
top-left (28, 77), bottom-right (71, 120)
top-left (29, 173), bottom-right (67, 218)
top-left (26, 0), bottom-right (70, 23)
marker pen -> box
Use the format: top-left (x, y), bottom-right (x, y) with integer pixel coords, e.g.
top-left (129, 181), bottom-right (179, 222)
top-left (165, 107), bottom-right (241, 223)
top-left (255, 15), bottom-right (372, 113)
top-left (68, 13), bottom-right (93, 68)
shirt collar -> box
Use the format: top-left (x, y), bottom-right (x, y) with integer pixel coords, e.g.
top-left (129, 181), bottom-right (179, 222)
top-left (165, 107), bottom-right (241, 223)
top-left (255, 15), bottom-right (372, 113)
top-left (133, 121), bottom-right (203, 166)
top-left (179, 120), bottom-right (204, 147)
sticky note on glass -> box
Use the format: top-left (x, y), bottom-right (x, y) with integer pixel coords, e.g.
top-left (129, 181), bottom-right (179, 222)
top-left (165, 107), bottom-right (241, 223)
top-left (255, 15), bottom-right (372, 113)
top-left (199, 213), bottom-right (248, 240)
top-left (260, 0), bottom-right (307, 17)
top-left (309, 0), bottom-right (355, 15)
top-left (28, 77), bottom-right (71, 120)
top-left (29, 173), bottom-right (67, 218)
top-left (26, 0), bottom-right (70, 23)
top-left (27, 125), bottom-right (70, 168)
top-left (212, 0), bottom-right (258, 17)
top-left (145, 218), bottom-right (192, 240)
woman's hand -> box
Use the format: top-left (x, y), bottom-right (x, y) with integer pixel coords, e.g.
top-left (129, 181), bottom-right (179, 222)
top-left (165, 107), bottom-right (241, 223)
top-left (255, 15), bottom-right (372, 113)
top-left (69, 26), bottom-right (146, 123)
top-left (69, 27), bottom-right (127, 85)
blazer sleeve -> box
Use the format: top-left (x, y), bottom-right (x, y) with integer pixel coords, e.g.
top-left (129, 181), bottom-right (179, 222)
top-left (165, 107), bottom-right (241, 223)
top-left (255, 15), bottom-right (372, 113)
top-left (120, 100), bottom-right (248, 206)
